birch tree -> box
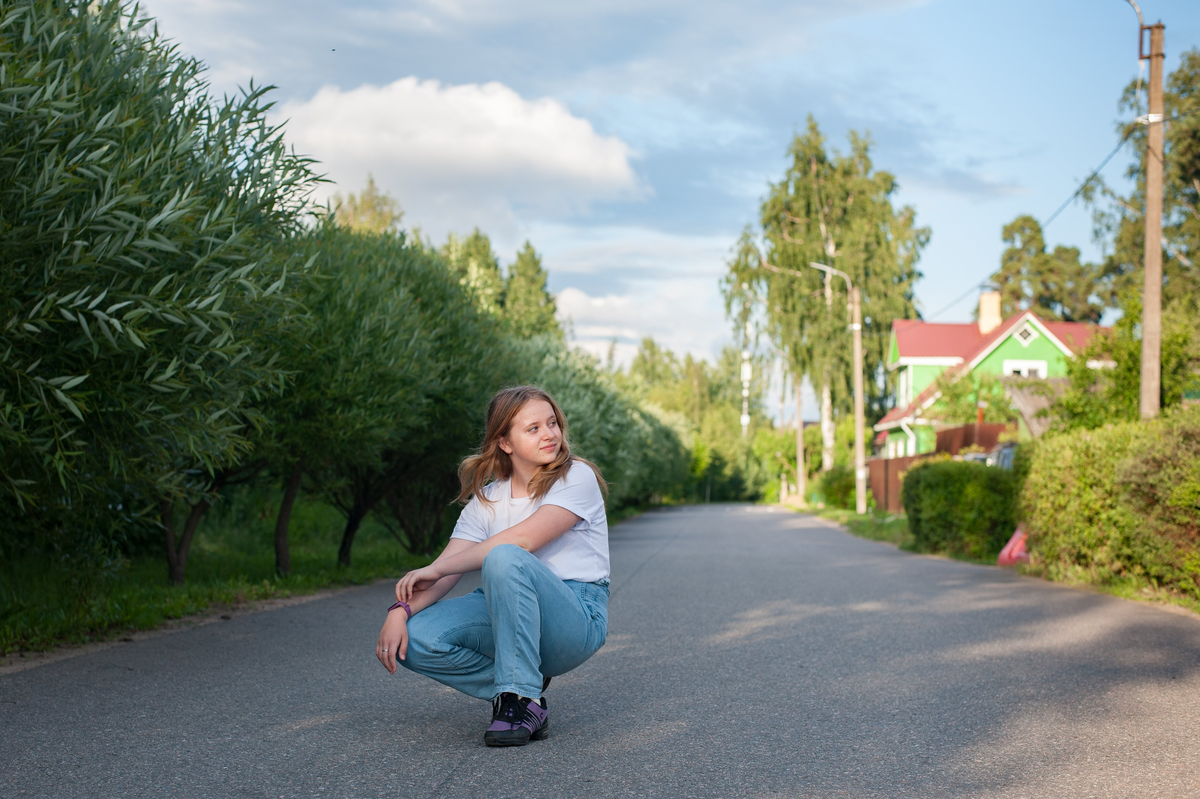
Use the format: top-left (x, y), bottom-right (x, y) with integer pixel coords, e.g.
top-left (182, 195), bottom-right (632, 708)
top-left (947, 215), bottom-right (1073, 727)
top-left (726, 116), bottom-right (926, 472)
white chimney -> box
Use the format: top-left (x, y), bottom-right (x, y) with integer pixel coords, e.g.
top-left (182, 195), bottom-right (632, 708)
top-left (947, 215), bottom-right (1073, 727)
top-left (978, 291), bottom-right (1002, 335)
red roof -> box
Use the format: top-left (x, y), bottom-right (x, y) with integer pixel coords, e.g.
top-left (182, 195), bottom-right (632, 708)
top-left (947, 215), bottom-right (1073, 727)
top-left (892, 313), bottom-right (1101, 364)
top-left (892, 319), bottom-right (982, 360)
top-left (878, 311), bottom-right (1108, 431)
top-left (1043, 321), bottom-right (1101, 352)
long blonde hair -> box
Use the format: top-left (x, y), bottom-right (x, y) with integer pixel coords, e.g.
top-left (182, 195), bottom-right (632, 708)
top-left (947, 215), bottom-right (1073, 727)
top-left (457, 386), bottom-right (606, 506)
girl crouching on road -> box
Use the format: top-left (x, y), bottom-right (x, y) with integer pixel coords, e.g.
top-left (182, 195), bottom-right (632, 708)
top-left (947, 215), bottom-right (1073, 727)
top-left (376, 386), bottom-right (610, 746)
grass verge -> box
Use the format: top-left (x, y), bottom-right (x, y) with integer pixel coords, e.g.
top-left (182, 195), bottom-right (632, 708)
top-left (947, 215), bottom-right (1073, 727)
top-left (1, 489), bottom-right (663, 655)
top-left (804, 505), bottom-right (1200, 617)
top-left (0, 491), bottom-right (433, 655)
top-left (809, 507), bottom-right (914, 550)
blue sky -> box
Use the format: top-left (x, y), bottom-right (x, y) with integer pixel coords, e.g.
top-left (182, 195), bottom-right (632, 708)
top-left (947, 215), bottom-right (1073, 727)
top-left (144, 0), bottom-right (1199, 388)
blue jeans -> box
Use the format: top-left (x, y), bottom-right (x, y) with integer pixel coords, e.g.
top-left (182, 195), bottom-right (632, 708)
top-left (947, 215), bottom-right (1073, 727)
top-left (401, 544), bottom-right (609, 700)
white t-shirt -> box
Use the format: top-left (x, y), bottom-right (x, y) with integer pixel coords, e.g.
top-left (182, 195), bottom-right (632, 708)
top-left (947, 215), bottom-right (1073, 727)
top-left (450, 460), bottom-right (609, 583)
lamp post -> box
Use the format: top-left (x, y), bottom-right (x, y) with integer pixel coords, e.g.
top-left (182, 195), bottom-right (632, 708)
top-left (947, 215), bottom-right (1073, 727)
top-left (740, 319), bottom-right (752, 437)
top-left (808, 263), bottom-right (866, 516)
top-left (750, 255), bottom-right (867, 514)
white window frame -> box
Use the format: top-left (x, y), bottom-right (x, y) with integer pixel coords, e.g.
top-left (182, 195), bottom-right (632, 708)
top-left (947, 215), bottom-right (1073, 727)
top-left (1014, 323), bottom-right (1040, 348)
top-left (1002, 359), bottom-right (1048, 378)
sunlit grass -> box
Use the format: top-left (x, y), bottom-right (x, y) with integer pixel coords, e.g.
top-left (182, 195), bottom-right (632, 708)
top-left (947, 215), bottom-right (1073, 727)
top-left (810, 506), bottom-right (915, 550)
top-left (0, 491), bottom-right (432, 654)
top-left (1, 489), bottom-right (666, 654)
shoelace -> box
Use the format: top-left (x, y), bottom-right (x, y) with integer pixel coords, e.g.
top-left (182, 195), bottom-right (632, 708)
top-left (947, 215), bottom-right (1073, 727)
top-left (492, 693), bottom-right (535, 729)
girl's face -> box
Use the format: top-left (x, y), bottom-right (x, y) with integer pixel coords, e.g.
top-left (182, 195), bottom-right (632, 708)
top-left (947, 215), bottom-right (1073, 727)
top-left (498, 399), bottom-right (562, 468)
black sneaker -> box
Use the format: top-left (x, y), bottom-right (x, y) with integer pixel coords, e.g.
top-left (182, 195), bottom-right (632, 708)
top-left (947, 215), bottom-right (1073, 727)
top-left (484, 692), bottom-right (549, 747)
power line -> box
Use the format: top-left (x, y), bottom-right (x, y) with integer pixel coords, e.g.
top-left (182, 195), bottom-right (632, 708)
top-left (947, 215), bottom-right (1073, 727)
top-left (926, 126), bottom-right (1138, 321)
top-left (1041, 130), bottom-right (1133, 229)
top-left (925, 281), bottom-right (988, 321)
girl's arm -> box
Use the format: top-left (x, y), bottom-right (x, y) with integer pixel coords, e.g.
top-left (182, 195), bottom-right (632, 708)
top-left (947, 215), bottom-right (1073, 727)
top-left (377, 538), bottom-right (474, 674)
top-left (394, 504), bottom-right (580, 603)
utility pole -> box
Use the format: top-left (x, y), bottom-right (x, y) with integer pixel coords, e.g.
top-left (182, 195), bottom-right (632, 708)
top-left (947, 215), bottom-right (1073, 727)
top-left (1140, 19), bottom-right (1165, 418)
top-left (850, 287), bottom-right (866, 515)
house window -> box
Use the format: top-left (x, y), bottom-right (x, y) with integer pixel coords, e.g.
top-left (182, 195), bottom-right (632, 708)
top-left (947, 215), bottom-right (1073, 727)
top-left (898, 369), bottom-right (908, 408)
top-left (1002, 359), bottom-right (1048, 378)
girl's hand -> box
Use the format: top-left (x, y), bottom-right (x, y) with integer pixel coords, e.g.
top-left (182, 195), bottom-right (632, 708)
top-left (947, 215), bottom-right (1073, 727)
top-left (395, 565), bottom-right (441, 603)
top-left (376, 611), bottom-right (409, 674)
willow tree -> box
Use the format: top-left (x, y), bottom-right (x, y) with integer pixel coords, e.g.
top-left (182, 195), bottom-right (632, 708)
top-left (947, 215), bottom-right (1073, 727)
top-left (726, 116), bottom-right (927, 474)
top-left (0, 0), bottom-right (315, 576)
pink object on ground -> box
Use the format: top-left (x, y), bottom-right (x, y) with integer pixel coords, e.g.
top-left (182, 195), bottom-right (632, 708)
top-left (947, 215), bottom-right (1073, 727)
top-left (997, 523), bottom-right (1029, 566)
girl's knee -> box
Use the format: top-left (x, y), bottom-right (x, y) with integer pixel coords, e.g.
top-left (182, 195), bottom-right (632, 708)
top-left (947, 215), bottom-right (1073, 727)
top-left (482, 543), bottom-right (528, 577)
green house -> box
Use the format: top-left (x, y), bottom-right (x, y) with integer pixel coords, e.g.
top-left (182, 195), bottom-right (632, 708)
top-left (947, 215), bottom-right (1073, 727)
top-left (874, 292), bottom-right (1104, 458)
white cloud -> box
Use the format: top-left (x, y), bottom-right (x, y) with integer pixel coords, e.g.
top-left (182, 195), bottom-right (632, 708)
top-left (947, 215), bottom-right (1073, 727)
top-left (276, 77), bottom-right (644, 239)
top-left (556, 279), bottom-right (731, 367)
top-left (528, 224), bottom-right (737, 365)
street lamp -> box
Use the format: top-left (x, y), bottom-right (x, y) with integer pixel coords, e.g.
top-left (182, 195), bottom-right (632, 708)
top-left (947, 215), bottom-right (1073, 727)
top-left (808, 263), bottom-right (867, 516)
top-left (749, 255), bottom-right (868, 514)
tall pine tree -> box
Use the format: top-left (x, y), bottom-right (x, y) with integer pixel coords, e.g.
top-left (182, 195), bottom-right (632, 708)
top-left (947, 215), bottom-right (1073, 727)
top-left (503, 242), bottom-right (560, 338)
top-left (991, 215), bottom-right (1102, 323)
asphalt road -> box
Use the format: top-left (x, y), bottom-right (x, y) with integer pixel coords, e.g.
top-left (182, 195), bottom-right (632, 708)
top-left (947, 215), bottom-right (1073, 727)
top-left (4, 506), bottom-right (1200, 798)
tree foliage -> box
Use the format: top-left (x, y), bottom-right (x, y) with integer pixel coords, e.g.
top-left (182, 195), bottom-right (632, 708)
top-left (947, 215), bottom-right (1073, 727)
top-left (928, 372), bottom-right (1020, 426)
top-left (1088, 48), bottom-right (1200, 315)
top-left (614, 338), bottom-right (775, 501)
top-left (504, 242), bottom-right (560, 339)
top-left (1046, 295), bottom-right (1200, 431)
top-left (441, 229), bottom-right (505, 316)
top-left (992, 215), bottom-right (1102, 323)
top-left (0, 0), bottom-right (316, 523)
top-left (1043, 51), bottom-right (1200, 431)
top-left (725, 116), bottom-right (928, 420)
top-left (332, 174), bottom-right (404, 234)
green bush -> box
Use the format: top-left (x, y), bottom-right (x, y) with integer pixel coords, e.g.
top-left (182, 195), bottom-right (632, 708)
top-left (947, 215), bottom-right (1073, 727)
top-left (815, 465), bottom-right (856, 510)
top-left (1022, 407), bottom-right (1200, 599)
top-left (1, 0), bottom-right (314, 557)
top-left (902, 458), bottom-right (1017, 560)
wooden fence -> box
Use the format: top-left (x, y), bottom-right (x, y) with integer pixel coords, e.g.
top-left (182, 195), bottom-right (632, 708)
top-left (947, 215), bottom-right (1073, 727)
top-left (868, 423), bottom-right (1015, 513)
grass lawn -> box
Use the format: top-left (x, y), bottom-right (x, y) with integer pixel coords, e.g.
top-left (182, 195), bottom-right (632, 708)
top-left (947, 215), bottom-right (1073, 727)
top-left (0, 488), bottom-right (433, 654)
top-left (812, 507), bottom-right (914, 550)
top-left (0, 488), bottom-right (664, 655)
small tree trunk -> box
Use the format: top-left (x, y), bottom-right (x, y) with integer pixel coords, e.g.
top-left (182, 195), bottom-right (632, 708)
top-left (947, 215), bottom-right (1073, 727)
top-left (162, 496), bottom-right (211, 585)
top-left (274, 462), bottom-right (304, 577)
top-left (162, 499), bottom-right (183, 585)
top-left (821, 377), bottom-right (835, 473)
top-left (337, 507), bottom-right (367, 568)
top-left (795, 373), bottom-right (807, 502)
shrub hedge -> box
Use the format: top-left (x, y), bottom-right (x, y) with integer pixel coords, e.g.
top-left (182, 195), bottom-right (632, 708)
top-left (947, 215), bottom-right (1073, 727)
top-left (901, 458), bottom-right (1018, 560)
top-left (1022, 407), bottom-right (1200, 599)
top-left (815, 465), bottom-right (856, 510)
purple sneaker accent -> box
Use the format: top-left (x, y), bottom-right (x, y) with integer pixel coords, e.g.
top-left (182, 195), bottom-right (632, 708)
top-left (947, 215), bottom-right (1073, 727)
top-left (484, 692), bottom-right (549, 747)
